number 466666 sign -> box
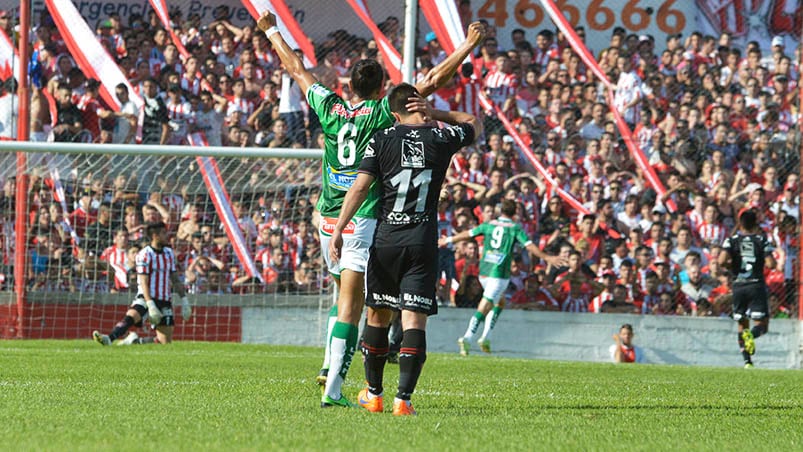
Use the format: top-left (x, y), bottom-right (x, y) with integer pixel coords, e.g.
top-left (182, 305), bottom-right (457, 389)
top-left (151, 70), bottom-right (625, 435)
top-left (477, 0), bottom-right (687, 35)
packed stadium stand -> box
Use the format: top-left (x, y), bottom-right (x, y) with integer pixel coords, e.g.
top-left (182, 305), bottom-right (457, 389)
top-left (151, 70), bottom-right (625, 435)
top-left (0, 1), bottom-right (799, 322)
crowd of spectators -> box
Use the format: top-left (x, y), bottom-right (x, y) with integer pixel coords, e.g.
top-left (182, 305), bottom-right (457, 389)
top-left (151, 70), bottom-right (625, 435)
top-left (0, 4), bottom-right (799, 317)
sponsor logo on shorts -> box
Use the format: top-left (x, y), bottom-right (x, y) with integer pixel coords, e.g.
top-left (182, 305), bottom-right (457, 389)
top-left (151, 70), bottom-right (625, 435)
top-left (403, 293), bottom-right (433, 309)
top-left (320, 217), bottom-right (356, 235)
top-left (372, 293), bottom-right (399, 305)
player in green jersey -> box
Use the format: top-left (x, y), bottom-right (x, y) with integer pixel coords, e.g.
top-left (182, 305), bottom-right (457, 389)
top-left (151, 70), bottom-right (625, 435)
top-left (439, 199), bottom-right (565, 354)
top-left (257, 11), bottom-right (486, 407)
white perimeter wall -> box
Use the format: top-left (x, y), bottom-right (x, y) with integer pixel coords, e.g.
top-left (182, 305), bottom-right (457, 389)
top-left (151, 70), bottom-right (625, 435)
top-left (242, 308), bottom-right (803, 369)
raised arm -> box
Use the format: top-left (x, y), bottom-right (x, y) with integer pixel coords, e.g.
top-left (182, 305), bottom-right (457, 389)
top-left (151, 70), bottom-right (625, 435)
top-left (430, 108), bottom-right (483, 138)
top-left (438, 229), bottom-right (473, 248)
top-left (257, 11), bottom-right (318, 96)
top-left (414, 22), bottom-right (486, 97)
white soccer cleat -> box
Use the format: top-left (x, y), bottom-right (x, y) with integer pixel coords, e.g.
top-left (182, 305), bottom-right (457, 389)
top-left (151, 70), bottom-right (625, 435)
top-left (117, 331), bottom-right (139, 345)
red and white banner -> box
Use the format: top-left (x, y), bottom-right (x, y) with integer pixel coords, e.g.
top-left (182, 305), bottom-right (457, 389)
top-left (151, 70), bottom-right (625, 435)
top-left (419, 0), bottom-right (464, 55)
top-left (421, 1), bottom-right (603, 225)
top-left (0, 28), bottom-right (21, 83)
top-left (241, 0), bottom-right (317, 67)
top-left (44, 0), bottom-right (143, 111)
top-left (538, 0), bottom-right (612, 90)
top-left (148, 0), bottom-right (191, 59)
top-left (149, 0), bottom-right (215, 93)
top-left (538, 0), bottom-right (670, 209)
top-left (49, 168), bottom-right (80, 245)
top-left (345, 0), bottom-right (402, 84)
top-left (188, 133), bottom-right (264, 283)
top-left (479, 95), bottom-right (589, 214)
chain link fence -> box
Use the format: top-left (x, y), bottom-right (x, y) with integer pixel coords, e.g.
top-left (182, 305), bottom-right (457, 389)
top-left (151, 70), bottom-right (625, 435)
top-left (0, 0), bottom-right (800, 340)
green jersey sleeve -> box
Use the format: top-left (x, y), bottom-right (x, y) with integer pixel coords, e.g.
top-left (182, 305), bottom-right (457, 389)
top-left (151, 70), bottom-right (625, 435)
top-left (514, 224), bottom-right (532, 247)
top-left (469, 223), bottom-right (488, 238)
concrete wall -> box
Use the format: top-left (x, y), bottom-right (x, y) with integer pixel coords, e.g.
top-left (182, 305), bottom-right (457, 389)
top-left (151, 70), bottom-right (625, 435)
top-left (242, 307), bottom-right (803, 369)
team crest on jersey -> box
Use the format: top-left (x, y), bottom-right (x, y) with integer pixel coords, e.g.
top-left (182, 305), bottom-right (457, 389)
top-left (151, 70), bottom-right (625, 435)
top-left (401, 139), bottom-right (425, 168)
top-left (364, 139), bottom-right (376, 158)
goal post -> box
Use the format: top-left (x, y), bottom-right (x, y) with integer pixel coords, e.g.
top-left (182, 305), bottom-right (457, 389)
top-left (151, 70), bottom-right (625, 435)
top-left (0, 141), bottom-right (333, 342)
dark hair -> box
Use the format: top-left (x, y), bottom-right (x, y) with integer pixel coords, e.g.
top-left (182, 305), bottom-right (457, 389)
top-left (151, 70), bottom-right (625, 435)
top-left (145, 221), bottom-right (167, 238)
top-left (620, 323), bottom-right (633, 333)
top-left (501, 199), bottom-right (517, 217)
top-left (739, 209), bottom-right (757, 230)
top-left (350, 59), bottom-right (384, 98)
top-left (387, 83), bottom-right (419, 114)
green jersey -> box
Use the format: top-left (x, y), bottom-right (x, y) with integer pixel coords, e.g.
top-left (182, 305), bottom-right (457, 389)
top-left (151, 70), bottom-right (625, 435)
top-left (306, 82), bottom-right (393, 218)
top-left (470, 217), bottom-right (532, 279)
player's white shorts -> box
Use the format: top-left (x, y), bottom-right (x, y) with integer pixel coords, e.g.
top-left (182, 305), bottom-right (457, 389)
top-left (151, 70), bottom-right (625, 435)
top-left (478, 276), bottom-right (509, 305)
top-left (318, 216), bottom-right (376, 277)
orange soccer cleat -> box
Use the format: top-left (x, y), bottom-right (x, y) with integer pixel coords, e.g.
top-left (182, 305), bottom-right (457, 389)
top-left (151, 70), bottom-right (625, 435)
top-left (392, 399), bottom-right (417, 416)
top-left (357, 388), bottom-right (384, 413)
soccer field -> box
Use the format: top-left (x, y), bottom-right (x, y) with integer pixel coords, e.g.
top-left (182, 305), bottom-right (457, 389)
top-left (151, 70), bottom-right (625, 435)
top-left (1, 341), bottom-right (801, 451)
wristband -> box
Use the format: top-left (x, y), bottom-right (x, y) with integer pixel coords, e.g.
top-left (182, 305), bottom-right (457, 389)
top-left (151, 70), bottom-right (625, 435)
top-left (264, 26), bottom-right (280, 39)
top-left (446, 237), bottom-right (453, 244)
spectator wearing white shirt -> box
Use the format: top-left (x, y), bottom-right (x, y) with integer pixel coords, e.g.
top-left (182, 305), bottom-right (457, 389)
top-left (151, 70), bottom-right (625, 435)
top-left (613, 56), bottom-right (642, 127)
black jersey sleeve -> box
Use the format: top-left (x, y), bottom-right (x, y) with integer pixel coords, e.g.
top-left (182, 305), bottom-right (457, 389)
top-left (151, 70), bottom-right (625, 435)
top-left (358, 135), bottom-right (381, 177)
top-left (434, 122), bottom-right (475, 153)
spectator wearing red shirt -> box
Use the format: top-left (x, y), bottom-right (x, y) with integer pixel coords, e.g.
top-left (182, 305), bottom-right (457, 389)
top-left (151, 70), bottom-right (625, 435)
top-left (571, 214), bottom-right (604, 264)
top-left (510, 274), bottom-right (560, 311)
top-left (454, 240), bottom-right (480, 281)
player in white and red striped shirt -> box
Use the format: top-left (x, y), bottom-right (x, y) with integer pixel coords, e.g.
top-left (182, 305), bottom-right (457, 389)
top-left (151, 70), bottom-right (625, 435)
top-left (483, 55), bottom-right (519, 109)
top-left (165, 85), bottom-right (194, 144)
top-left (93, 222), bottom-right (191, 346)
top-left (100, 229), bottom-right (131, 292)
top-left (179, 56), bottom-right (203, 96)
top-left (533, 30), bottom-right (559, 70)
top-left (696, 203), bottom-right (726, 247)
top-left (457, 63), bottom-right (484, 119)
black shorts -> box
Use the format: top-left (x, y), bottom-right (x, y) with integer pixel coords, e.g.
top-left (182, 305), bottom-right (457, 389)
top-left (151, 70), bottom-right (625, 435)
top-left (131, 297), bottom-right (175, 327)
top-left (732, 282), bottom-right (769, 321)
top-left (365, 244), bottom-right (438, 316)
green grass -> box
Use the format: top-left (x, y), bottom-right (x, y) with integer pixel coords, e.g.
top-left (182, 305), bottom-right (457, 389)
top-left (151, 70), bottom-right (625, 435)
top-left (1, 341), bottom-right (802, 451)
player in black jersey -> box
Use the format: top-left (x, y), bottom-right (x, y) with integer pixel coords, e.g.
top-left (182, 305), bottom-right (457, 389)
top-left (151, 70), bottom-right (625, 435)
top-left (718, 209), bottom-right (773, 368)
top-left (329, 83), bottom-right (482, 415)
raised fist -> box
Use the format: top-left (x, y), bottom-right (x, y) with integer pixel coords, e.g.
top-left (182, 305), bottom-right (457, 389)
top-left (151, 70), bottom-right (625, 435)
top-left (257, 11), bottom-right (277, 32)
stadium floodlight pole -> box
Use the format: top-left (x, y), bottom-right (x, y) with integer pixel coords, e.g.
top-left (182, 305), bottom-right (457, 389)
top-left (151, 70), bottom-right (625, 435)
top-left (401, 0), bottom-right (417, 83)
top-left (14, 0), bottom-right (32, 339)
top-left (0, 142), bottom-right (323, 159)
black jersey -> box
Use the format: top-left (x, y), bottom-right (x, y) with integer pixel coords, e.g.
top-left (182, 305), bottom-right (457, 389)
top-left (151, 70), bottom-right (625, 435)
top-left (722, 232), bottom-right (772, 284)
top-left (359, 122), bottom-right (475, 247)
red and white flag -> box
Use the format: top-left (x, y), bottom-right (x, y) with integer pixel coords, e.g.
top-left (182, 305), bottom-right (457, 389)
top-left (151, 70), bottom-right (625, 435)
top-left (49, 168), bottom-right (80, 245)
top-left (419, 0), bottom-right (464, 55)
top-left (538, 0), bottom-right (670, 209)
top-left (538, 0), bottom-right (613, 90)
top-left (45, 0), bottom-right (143, 111)
top-left (241, 0), bottom-right (317, 67)
top-left (345, 0), bottom-right (402, 84)
top-left (420, 1), bottom-right (604, 226)
top-left (148, 0), bottom-right (191, 59)
top-left (149, 0), bottom-right (214, 92)
top-left (0, 28), bottom-right (21, 82)
top-left (188, 133), bottom-right (264, 283)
